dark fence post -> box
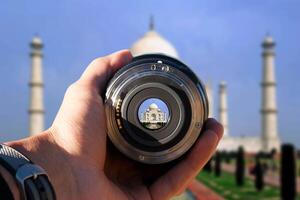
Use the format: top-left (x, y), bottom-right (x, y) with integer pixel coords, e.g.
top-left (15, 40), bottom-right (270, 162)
top-left (235, 146), bottom-right (245, 186)
top-left (215, 151), bottom-right (221, 177)
top-left (254, 155), bottom-right (264, 191)
top-left (281, 144), bottom-right (296, 200)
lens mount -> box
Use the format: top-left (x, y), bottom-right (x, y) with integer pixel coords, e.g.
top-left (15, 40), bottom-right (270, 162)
top-left (105, 54), bottom-right (208, 164)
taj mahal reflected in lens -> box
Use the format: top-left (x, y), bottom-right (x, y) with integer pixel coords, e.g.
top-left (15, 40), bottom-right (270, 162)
top-left (138, 98), bottom-right (170, 130)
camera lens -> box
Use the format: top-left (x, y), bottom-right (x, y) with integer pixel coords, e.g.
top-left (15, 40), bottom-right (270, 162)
top-left (105, 54), bottom-right (209, 164)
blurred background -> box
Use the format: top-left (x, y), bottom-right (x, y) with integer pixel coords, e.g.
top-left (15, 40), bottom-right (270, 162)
top-left (1, 1), bottom-right (299, 199)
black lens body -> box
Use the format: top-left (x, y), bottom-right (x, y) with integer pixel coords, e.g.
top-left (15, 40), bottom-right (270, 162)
top-left (105, 54), bottom-right (208, 164)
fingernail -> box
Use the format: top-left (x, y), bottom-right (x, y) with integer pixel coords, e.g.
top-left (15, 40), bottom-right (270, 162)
top-left (123, 51), bottom-right (132, 63)
top-left (204, 118), bottom-right (224, 141)
top-left (204, 118), bottom-right (218, 130)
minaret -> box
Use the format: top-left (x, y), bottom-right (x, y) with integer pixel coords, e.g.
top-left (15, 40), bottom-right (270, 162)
top-left (261, 35), bottom-right (280, 151)
top-left (205, 81), bottom-right (214, 118)
top-left (29, 36), bottom-right (44, 135)
top-left (218, 81), bottom-right (228, 136)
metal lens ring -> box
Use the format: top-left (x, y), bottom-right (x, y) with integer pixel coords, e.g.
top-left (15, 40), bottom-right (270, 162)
top-left (105, 54), bottom-right (209, 164)
top-left (121, 82), bottom-right (188, 152)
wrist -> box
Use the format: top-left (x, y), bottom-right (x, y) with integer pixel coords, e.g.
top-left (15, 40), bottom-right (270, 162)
top-left (5, 130), bottom-right (77, 199)
top-left (0, 164), bottom-right (20, 200)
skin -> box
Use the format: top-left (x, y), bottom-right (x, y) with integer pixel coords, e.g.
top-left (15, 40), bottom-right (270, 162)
top-left (1, 50), bottom-right (223, 200)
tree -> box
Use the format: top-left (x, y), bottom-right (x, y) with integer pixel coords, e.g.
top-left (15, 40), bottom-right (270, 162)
top-left (281, 144), bottom-right (296, 200)
top-left (215, 151), bottom-right (221, 177)
top-left (235, 146), bottom-right (245, 186)
top-left (254, 155), bottom-right (264, 191)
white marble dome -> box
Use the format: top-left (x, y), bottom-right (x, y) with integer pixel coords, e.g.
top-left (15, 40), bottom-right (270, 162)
top-left (262, 35), bottom-right (275, 47)
top-left (130, 20), bottom-right (179, 58)
top-left (32, 36), bottom-right (43, 45)
top-left (263, 35), bottom-right (274, 44)
top-left (149, 103), bottom-right (158, 110)
top-left (31, 36), bottom-right (43, 49)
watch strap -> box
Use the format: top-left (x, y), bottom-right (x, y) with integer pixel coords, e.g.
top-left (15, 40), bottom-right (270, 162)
top-left (0, 144), bottom-right (30, 175)
top-left (0, 144), bottom-right (56, 200)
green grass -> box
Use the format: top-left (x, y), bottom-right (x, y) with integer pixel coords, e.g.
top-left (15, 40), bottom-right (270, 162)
top-left (197, 171), bottom-right (300, 200)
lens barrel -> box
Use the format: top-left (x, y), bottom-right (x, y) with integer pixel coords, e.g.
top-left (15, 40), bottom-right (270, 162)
top-left (105, 54), bottom-right (208, 164)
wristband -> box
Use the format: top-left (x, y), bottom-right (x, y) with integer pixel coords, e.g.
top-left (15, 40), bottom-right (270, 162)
top-left (0, 144), bottom-right (56, 200)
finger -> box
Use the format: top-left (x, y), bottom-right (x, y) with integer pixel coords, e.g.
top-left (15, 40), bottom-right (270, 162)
top-left (204, 118), bottom-right (223, 143)
top-left (149, 118), bottom-right (223, 200)
top-left (78, 49), bottom-right (132, 92)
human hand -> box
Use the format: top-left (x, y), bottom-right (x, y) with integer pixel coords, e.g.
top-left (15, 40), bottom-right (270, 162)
top-left (7, 50), bottom-right (223, 200)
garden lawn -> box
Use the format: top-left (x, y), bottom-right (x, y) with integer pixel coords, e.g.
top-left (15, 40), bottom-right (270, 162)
top-left (197, 171), bottom-right (300, 200)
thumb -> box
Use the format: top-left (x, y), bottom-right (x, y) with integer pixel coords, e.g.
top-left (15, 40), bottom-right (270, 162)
top-left (79, 50), bottom-right (132, 93)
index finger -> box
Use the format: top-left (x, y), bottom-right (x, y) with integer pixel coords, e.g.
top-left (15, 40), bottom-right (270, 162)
top-left (149, 118), bottom-right (223, 200)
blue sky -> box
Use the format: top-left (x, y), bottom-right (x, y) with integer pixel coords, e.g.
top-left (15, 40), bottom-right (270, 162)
top-left (0, 0), bottom-right (299, 147)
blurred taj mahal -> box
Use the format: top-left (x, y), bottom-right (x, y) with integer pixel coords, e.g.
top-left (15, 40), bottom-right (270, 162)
top-left (28, 17), bottom-right (281, 153)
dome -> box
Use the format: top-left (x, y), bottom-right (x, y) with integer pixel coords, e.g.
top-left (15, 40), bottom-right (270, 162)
top-left (31, 35), bottom-right (43, 48)
top-left (263, 35), bottom-right (274, 44)
top-left (220, 81), bottom-right (227, 87)
top-left (262, 34), bottom-right (275, 47)
top-left (149, 103), bottom-right (158, 110)
top-left (32, 36), bottom-right (43, 45)
top-left (130, 18), bottom-right (179, 58)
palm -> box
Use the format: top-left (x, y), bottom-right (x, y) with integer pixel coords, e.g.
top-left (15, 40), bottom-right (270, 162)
top-left (104, 140), bottom-right (172, 200)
